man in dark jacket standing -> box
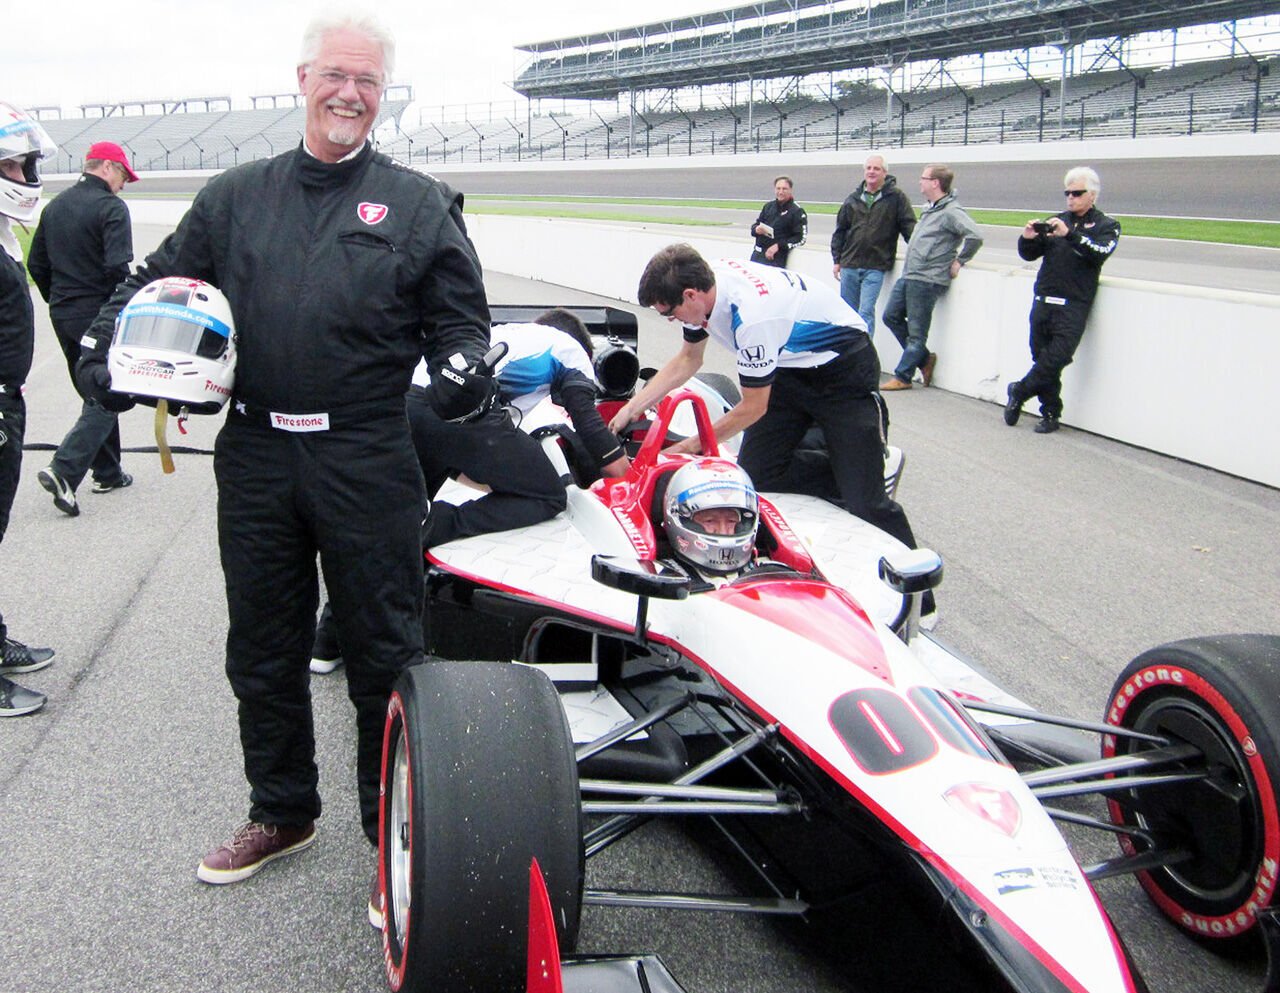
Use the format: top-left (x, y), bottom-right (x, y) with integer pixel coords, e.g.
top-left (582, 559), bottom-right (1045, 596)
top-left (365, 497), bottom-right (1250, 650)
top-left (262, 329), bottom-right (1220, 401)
top-left (750, 176), bottom-right (807, 268)
top-left (28, 142), bottom-right (138, 516)
top-left (75, 14), bottom-right (495, 915)
top-left (830, 154), bottom-right (915, 339)
top-left (1005, 166), bottom-right (1120, 434)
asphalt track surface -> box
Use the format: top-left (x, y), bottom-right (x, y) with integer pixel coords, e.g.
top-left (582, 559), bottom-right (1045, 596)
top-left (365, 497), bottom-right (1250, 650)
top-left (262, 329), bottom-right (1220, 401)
top-left (2, 216), bottom-right (1277, 993)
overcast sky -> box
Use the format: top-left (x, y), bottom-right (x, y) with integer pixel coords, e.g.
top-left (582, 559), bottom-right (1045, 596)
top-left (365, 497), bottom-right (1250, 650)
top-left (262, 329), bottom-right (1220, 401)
top-left (2, 0), bottom-right (727, 114)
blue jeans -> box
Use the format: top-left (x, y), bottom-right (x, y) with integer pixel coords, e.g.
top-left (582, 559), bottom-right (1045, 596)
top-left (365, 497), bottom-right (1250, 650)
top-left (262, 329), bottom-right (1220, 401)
top-left (882, 277), bottom-right (946, 382)
top-left (838, 267), bottom-right (886, 339)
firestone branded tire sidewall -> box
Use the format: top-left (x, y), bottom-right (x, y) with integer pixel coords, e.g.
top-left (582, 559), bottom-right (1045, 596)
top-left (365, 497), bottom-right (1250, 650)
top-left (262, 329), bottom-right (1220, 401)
top-left (377, 661), bottom-right (584, 993)
top-left (1103, 635), bottom-right (1280, 943)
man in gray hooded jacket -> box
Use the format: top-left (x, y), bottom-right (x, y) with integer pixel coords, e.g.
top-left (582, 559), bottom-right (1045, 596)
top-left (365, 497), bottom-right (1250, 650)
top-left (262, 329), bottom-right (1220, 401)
top-left (881, 164), bottom-right (982, 390)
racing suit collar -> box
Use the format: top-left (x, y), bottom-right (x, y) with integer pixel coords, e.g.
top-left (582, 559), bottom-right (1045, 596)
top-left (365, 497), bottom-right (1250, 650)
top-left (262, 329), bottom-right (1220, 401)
top-left (295, 140), bottom-right (374, 189)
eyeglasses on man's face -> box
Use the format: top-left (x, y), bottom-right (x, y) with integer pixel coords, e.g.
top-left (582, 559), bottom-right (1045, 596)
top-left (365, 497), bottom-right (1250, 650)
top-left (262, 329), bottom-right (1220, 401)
top-left (1064, 189), bottom-right (1090, 198)
top-left (310, 68), bottom-right (384, 95)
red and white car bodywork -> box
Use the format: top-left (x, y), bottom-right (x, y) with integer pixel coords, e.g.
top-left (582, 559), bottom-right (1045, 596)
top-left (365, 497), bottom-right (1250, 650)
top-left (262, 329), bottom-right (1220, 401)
top-left (378, 380), bottom-right (1280, 993)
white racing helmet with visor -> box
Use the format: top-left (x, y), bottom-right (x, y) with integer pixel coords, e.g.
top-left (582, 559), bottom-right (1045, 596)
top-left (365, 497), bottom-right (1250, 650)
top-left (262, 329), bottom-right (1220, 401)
top-left (0, 103), bottom-right (57, 223)
top-left (663, 458), bottom-right (760, 575)
top-left (109, 277), bottom-right (237, 415)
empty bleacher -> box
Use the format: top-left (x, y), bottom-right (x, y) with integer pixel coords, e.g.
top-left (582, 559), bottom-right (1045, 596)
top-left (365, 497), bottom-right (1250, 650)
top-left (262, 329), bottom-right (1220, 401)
top-left (43, 100), bottom-right (410, 173)
top-left (29, 52), bottom-right (1278, 175)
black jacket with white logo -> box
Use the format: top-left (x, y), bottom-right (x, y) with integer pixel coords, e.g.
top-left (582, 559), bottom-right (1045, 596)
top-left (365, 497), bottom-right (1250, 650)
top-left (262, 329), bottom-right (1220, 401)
top-left (750, 199), bottom-right (808, 267)
top-left (1017, 206), bottom-right (1120, 305)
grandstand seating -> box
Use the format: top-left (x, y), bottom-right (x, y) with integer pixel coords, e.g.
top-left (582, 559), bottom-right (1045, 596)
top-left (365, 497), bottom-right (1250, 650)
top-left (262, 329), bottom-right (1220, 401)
top-left (31, 53), bottom-right (1278, 173)
top-left (43, 102), bottom-right (410, 172)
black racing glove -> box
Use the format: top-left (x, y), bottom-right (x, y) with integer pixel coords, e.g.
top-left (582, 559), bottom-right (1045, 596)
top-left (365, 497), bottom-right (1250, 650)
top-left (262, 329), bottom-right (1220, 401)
top-left (74, 355), bottom-right (137, 413)
top-left (426, 345), bottom-right (506, 424)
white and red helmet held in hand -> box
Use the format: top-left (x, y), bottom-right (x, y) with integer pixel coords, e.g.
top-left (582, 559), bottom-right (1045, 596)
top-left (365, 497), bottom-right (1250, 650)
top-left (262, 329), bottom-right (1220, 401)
top-left (109, 277), bottom-right (237, 415)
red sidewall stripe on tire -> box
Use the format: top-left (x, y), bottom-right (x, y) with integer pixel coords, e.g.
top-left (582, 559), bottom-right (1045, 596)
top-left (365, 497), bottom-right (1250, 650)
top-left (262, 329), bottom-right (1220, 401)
top-left (381, 692), bottom-right (412, 990)
top-left (1103, 663), bottom-right (1280, 939)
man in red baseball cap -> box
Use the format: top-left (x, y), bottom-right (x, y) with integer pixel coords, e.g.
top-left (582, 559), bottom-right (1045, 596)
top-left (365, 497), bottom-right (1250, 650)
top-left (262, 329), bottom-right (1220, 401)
top-left (27, 140), bottom-right (139, 515)
top-left (85, 141), bottom-right (138, 184)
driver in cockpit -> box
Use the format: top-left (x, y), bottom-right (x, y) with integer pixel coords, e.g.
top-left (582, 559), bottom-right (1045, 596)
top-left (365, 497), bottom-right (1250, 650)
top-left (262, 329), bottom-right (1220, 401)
top-left (660, 459), bottom-right (762, 585)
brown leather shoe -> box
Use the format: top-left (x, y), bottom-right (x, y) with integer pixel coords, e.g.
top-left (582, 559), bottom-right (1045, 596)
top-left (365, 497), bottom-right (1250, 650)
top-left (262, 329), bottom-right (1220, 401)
top-left (920, 352), bottom-right (937, 387)
top-left (197, 820), bottom-right (316, 884)
top-left (881, 378), bottom-right (913, 391)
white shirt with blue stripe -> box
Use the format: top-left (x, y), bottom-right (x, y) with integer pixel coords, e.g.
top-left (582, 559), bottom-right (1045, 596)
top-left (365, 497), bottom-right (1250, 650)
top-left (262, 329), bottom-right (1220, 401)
top-left (685, 259), bottom-right (868, 387)
top-left (411, 322), bottom-right (598, 415)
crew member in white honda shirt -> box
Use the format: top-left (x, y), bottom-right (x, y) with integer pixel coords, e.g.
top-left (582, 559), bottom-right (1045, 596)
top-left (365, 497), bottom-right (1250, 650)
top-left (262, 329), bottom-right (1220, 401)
top-left (611, 243), bottom-right (917, 551)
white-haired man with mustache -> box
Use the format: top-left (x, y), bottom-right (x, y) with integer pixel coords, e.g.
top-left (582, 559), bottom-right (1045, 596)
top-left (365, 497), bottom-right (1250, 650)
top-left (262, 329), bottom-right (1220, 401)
top-left (74, 12), bottom-right (495, 923)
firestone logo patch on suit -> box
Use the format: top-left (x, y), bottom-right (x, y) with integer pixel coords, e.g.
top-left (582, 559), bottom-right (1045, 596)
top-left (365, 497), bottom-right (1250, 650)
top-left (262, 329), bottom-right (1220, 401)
top-left (358, 202), bottom-right (389, 225)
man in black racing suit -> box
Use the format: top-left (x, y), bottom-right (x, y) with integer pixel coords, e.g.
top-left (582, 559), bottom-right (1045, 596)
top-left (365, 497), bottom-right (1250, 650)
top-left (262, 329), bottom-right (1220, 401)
top-left (1005, 166), bottom-right (1120, 433)
top-left (75, 14), bottom-right (494, 906)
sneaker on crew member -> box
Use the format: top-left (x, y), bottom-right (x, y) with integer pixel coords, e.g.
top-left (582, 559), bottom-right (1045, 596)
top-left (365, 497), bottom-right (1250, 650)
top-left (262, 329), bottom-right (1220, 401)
top-left (0, 675), bottom-right (46, 717)
top-left (37, 465), bottom-right (79, 517)
top-left (92, 472), bottom-right (133, 494)
top-left (309, 603), bottom-right (343, 674)
top-left (0, 638), bottom-right (55, 717)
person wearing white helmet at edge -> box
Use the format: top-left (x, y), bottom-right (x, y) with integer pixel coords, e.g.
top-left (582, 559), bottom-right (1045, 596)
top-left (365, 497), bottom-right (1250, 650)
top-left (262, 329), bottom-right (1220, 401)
top-left (0, 103), bottom-right (57, 717)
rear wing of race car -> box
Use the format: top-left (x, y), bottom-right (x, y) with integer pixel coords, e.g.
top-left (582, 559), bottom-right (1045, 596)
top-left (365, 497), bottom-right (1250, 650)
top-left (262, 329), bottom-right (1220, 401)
top-left (527, 861), bottom-right (689, 993)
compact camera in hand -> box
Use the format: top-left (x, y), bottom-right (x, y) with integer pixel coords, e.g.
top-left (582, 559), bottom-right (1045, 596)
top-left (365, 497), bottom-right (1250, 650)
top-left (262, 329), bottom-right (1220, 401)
top-left (1031, 220), bottom-right (1054, 235)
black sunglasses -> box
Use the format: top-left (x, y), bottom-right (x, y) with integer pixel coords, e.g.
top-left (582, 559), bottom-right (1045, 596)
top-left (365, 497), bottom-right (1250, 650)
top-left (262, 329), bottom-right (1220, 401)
top-left (1064, 189), bottom-right (1090, 198)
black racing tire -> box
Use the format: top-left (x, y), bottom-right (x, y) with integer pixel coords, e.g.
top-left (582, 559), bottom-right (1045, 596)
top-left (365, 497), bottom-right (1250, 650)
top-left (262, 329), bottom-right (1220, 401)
top-left (697, 372), bottom-right (741, 406)
top-left (379, 661), bottom-right (584, 992)
top-left (1103, 634), bottom-right (1280, 945)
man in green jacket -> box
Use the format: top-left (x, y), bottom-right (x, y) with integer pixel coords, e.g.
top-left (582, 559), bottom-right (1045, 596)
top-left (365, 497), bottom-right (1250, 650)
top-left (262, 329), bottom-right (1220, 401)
top-left (830, 154), bottom-right (916, 339)
top-left (881, 164), bottom-right (983, 390)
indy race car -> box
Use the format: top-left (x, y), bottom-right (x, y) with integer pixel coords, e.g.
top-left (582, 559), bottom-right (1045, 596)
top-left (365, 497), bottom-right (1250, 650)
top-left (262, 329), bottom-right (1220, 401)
top-left (373, 308), bottom-right (1280, 993)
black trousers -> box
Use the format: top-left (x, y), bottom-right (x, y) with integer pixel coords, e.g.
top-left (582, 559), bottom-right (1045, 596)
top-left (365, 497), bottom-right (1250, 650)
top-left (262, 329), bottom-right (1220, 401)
top-left (52, 312), bottom-right (123, 486)
top-left (406, 391), bottom-right (565, 547)
top-left (1013, 297), bottom-right (1091, 420)
top-left (738, 344), bottom-right (916, 549)
top-left (0, 391), bottom-right (24, 643)
top-left (215, 407), bottom-right (425, 844)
